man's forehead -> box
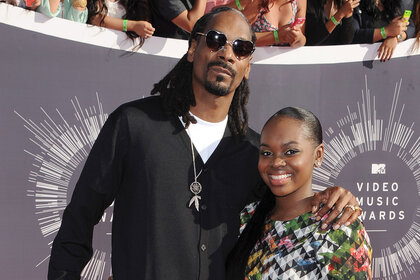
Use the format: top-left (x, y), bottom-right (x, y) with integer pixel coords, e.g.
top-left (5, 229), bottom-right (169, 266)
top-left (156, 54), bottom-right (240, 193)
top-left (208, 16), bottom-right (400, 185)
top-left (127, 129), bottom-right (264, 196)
top-left (205, 11), bottom-right (252, 40)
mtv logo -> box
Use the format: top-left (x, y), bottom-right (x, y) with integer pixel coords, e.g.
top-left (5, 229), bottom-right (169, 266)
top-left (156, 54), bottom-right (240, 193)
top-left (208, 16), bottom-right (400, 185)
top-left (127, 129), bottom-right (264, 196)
top-left (371, 164), bottom-right (386, 174)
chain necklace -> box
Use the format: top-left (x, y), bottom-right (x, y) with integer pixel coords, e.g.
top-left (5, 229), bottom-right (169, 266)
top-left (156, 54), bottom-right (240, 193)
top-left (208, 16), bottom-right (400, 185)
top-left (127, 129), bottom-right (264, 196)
top-left (188, 132), bottom-right (203, 211)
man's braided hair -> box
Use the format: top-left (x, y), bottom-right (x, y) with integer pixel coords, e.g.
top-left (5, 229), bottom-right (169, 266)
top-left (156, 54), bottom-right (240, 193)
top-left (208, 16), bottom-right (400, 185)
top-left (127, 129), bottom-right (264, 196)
top-left (151, 6), bottom-right (256, 139)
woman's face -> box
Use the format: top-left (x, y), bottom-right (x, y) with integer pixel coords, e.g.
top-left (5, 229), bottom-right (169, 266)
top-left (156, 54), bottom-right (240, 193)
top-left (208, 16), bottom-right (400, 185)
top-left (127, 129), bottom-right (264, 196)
top-left (258, 117), bottom-right (323, 198)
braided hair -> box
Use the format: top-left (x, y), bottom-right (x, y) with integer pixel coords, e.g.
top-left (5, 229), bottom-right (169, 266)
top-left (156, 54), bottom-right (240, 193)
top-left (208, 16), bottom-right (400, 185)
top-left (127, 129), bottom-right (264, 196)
top-left (150, 6), bottom-right (256, 139)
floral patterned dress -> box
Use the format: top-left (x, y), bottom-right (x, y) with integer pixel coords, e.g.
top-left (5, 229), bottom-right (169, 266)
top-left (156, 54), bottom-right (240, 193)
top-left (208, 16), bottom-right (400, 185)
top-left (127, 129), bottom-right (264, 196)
top-left (251, 0), bottom-right (298, 33)
top-left (241, 202), bottom-right (372, 280)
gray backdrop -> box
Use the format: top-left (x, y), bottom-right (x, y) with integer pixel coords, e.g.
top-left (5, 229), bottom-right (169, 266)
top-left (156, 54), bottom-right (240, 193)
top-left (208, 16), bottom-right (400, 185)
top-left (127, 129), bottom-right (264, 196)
top-left (1, 20), bottom-right (420, 280)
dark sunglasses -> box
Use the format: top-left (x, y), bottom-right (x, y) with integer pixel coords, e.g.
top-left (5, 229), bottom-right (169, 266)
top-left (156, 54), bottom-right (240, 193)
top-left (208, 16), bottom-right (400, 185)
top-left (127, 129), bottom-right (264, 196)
top-left (195, 30), bottom-right (255, 60)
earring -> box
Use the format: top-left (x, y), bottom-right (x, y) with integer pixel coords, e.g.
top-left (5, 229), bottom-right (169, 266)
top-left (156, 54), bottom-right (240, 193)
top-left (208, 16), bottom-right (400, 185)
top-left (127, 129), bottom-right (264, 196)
top-left (315, 161), bottom-right (321, 167)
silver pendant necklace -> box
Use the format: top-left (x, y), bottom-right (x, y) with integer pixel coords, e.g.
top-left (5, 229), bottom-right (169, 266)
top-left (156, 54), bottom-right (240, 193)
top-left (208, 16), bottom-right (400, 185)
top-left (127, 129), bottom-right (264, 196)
top-left (188, 133), bottom-right (203, 211)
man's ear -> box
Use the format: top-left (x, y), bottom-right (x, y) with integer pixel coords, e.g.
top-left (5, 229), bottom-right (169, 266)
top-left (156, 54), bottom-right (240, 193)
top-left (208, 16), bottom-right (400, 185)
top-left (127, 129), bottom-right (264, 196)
top-left (187, 40), bottom-right (198, 63)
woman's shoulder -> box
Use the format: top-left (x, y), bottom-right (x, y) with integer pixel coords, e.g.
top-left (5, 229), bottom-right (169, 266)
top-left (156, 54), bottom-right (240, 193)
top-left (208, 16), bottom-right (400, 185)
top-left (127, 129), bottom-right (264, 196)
top-left (323, 218), bottom-right (370, 245)
top-left (321, 219), bottom-right (372, 278)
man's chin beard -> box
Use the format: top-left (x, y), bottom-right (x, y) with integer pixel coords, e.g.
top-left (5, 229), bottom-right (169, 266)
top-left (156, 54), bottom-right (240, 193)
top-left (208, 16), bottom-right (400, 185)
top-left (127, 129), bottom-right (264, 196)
top-left (204, 77), bottom-right (232, 96)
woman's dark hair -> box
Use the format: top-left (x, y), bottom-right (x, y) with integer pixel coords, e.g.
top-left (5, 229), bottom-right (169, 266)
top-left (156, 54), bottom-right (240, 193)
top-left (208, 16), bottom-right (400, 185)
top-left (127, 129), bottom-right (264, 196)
top-left (151, 6), bottom-right (256, 139)
top-left (260, 0), bottom-right (274, 16)
top-left (360, 0), bottom-right (402, 22)
top-left (265, 107), bottom-right (323, 145)
top-left (87, 0), bottom-right (151, 46)
top-left (225, 107), bottom-right (322, 279)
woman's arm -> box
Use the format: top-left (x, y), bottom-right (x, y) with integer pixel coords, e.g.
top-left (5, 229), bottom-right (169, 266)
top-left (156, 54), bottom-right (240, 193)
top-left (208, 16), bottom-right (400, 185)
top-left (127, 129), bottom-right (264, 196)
top-left (90, 12), bottom-right (155, 38)
top-left (305, 0), bottom-right (359, 46)
top-left (354, 15), bottom-right (408, 43)
top-left (225, 0), bottom-right (260, 24)
top-left (338, 16), bottom-right (355, 44)
top-left (171, 0), bottom-right (206, 33)
top-left (289, 0), bottom-right (306, 47)
top-left (254, 0), bottom-right (307, 47)
top-left (352, 7), bottom-right (375, 44)
top-left (324, 220), bottom-right (372, 279)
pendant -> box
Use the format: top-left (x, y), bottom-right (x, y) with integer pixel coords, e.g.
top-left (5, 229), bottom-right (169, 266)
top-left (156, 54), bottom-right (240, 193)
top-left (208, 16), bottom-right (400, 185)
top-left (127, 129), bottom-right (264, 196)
top-left (189, 195), bottom-right (201, 211)
top-left (189, 181), bottom-right (202, 211)
top-left (190, 181), bottom-right (202, 194)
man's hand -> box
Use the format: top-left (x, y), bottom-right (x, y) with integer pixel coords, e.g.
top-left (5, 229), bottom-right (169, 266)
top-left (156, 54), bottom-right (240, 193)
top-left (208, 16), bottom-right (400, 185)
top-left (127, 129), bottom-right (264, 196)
top-left (311, 186), bottom-right (361, 230)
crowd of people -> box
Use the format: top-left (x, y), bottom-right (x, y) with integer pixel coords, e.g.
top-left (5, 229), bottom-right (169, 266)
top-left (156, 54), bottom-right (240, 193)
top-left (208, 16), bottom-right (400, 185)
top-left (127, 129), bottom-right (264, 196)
top-left (2, 0), bottom-right (420, 56)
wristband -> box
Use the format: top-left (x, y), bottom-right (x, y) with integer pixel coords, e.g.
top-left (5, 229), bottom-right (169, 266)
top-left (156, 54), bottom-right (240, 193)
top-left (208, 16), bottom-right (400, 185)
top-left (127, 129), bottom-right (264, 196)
top-left (273, 30), bottom-right (279, 43)
top-left (330, 16), bottom-right (339, 26)
top-left (235, 0), bottom-right (243, 10)
top-left (380, 27), bottom-right (387, 39)
top-left (123, 19), bottom-right (128, 32)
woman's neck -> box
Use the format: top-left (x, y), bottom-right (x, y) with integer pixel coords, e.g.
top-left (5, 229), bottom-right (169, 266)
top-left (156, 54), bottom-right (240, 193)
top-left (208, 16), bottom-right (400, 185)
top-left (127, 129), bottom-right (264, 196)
top-left (270, 193), bottom-right (314, 221)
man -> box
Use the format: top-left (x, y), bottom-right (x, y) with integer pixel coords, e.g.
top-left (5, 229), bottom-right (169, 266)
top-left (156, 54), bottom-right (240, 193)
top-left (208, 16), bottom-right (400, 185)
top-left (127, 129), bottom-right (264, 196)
top-left (48, 7), bottom-right (360, 279)
top-left (150, 0), bottom-right (206, 39)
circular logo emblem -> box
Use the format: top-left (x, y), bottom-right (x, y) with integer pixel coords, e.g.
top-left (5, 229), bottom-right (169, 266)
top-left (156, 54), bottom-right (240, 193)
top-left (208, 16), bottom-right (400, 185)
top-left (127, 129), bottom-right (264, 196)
top-left (313, 80), bottom-right (420, 279)
top-left (17, 94), bottom-right (112, 280)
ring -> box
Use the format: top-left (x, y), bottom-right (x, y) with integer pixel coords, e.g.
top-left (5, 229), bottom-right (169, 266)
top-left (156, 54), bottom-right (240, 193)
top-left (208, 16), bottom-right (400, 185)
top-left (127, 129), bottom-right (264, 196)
top-left (354, 206), bottom-right (362, 212)
top-left (344, 204), bottom-right (355, 211)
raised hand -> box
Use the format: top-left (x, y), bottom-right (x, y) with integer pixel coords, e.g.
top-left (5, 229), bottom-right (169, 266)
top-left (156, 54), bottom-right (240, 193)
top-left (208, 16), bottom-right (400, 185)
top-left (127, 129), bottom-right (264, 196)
top-left (385, 16), bottom-right (409, 38)
top-left (339, 0), bottom-right (360, 18)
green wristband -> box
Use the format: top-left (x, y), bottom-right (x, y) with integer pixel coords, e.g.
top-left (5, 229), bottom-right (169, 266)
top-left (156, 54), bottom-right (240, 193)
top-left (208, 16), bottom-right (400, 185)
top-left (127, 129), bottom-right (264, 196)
top-left (235, 0), bottom-right (243, 10)
top-left (330, 16), bottom-right (339, 26)
top-left (273, 30), bottom-right (279, 43)
top-left (380, 27), bottom-right (387, 39)
top-left (123, 19), bottom-right (128, 32)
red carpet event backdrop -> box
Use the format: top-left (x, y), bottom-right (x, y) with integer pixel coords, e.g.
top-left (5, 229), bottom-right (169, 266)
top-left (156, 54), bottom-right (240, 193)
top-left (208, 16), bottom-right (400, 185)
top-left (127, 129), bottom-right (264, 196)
top-left (1, 3), bottom-right (420, 280)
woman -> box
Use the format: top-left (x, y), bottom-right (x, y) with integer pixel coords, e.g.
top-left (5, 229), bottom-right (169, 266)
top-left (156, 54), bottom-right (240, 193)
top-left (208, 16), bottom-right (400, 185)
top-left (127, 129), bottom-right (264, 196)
top-left (226, 107), bottom-right (372, 279)
top-left (306, 0), bottom-right (360, 45)
top-left (87, 0), bottom-right (154, 46)
top-left (226, 0), bottom-right (307, 47)
top-left (353, 0), bottom-right (414, 61)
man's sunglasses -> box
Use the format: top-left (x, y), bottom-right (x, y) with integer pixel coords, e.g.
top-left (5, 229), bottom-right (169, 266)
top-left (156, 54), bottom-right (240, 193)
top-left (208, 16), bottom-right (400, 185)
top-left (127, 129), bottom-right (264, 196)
top-left (195, 30), bottom-right (255, 60)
